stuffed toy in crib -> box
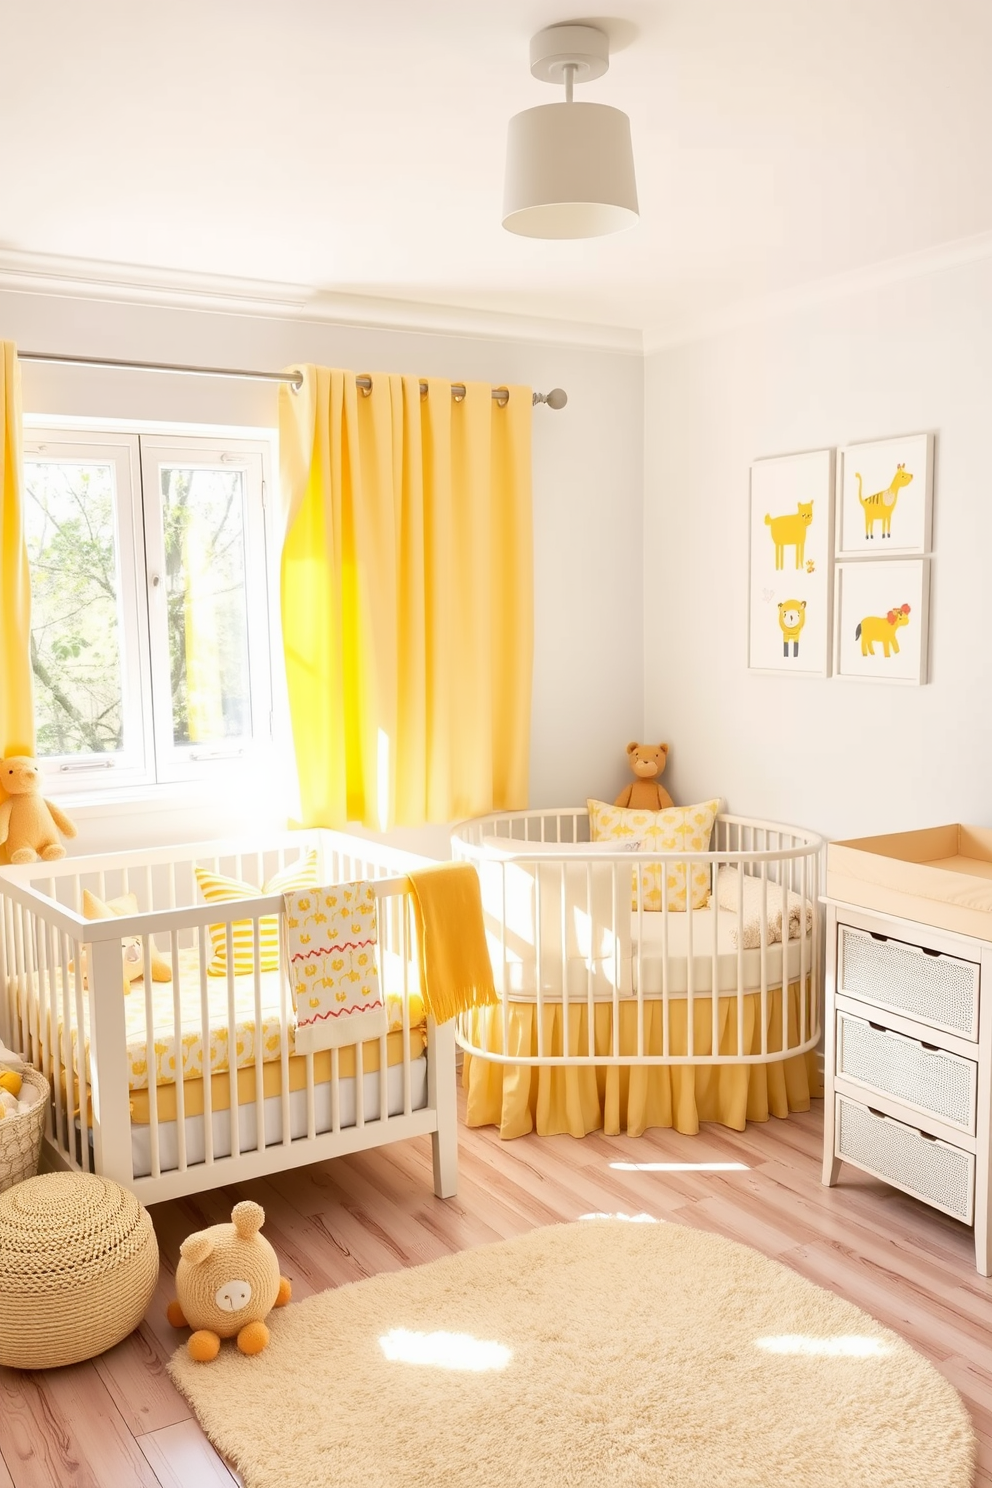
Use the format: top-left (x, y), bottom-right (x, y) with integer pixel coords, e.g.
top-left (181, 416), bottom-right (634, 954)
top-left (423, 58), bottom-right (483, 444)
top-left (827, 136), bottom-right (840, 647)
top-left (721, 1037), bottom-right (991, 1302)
top-left (0, 756), bottom-right (77, 864)
top-left (167, 1200), bottom-right (291, 1360)
top-left (614, 742), bottom-right (674, 810)
top-left (77, 889), bottom-right (172, 991)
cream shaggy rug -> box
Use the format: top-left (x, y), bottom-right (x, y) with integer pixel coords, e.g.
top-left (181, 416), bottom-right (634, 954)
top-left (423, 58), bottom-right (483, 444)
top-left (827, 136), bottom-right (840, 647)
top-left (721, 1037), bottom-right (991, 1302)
top-left (169, 1219), bottom-right (975, 1488)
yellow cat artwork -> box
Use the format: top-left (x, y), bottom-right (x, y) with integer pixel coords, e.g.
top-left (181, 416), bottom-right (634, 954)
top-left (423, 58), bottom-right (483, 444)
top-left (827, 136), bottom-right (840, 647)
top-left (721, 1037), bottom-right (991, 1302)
top-left (765, 501), bottom-right (813, 570)
top-left (857, 464), bottom-right (913, 539)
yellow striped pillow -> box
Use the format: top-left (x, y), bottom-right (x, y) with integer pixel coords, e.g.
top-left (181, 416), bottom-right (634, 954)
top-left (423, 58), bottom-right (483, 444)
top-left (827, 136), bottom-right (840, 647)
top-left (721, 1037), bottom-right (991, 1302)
top-left (195, 851), bottom-right (319, 977)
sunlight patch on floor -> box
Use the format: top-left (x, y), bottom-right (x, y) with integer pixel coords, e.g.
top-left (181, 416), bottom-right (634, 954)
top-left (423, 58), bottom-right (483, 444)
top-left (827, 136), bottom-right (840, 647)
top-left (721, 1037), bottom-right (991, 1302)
top-left (579, 1212), bottom-right (660, 1223)
top-left (755, 1334), bottom-right (892, 1358)
top-left (610, 1161), bottom-right (749, 1172)
top-left (379, 1328), bottom-right (512, 1372)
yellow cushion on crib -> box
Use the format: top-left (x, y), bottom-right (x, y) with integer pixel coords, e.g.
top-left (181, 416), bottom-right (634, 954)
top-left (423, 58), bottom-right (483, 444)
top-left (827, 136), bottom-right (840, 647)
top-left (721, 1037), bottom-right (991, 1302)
top-left (195, 852), bottom-right (319, 977)
top-left (586, 799), bottom-right (720, 912)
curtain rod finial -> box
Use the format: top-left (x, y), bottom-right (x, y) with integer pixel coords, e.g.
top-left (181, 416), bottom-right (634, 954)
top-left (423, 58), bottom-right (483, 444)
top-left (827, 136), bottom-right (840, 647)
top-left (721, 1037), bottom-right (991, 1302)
top-left (533, 388), bottom-right (567, 409)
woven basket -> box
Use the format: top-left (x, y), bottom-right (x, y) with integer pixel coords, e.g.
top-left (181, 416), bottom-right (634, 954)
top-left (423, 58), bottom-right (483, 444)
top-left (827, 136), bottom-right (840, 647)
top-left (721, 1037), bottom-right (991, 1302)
top-left (0, 1171), bottom-right (160, 1369)
top-left (0, 1066), bottom-right (49, 1194)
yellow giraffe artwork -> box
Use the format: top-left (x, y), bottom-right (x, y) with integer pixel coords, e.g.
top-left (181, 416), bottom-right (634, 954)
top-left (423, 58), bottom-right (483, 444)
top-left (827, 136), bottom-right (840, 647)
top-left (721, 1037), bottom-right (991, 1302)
top-left (857, 464), bottom-right (913, 540)
top-left (765, 502), bottom-right (813, 570)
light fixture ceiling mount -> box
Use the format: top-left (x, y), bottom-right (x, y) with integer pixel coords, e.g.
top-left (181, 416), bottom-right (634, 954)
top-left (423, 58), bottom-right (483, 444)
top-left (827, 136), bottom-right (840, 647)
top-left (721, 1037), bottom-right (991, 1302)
top-left (502, 23), bottom-right (639, 240)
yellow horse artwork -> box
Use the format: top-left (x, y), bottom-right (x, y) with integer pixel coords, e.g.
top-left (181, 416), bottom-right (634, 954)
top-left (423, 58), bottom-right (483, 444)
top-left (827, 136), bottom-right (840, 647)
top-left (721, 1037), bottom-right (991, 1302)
top-left (765, 501), bottom-right (813, 570)
top-left (856, 603), bottom-right (911, 657)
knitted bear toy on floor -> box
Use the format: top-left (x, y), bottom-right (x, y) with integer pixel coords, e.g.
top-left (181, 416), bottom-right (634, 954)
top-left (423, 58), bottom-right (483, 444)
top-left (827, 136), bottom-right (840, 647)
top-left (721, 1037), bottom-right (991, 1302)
top-left (167, 1200), bottom-right (291, 1361)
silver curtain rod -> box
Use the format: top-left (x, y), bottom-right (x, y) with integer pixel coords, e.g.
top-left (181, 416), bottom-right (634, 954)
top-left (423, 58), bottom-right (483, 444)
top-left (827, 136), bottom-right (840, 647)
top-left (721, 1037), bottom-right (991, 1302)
top-left (16, 351), bottom-right (567, 409)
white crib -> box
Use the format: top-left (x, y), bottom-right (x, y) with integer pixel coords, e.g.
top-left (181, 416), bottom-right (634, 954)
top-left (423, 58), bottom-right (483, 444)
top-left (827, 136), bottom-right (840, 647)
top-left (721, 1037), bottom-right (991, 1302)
top-left (0, 830), bottom-right (457, 1205)
top-left (452, 808), bottom-right (822, 1137)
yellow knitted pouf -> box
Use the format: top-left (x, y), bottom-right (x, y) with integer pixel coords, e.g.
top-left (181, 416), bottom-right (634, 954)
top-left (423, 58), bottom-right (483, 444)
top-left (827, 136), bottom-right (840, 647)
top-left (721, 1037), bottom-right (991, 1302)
top-left (0, 1171), bottom-right (159, 1369)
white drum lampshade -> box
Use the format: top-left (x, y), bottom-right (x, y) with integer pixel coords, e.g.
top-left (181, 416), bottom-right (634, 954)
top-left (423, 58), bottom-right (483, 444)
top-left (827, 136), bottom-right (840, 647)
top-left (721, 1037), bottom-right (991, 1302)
top-left (503, 103), bottom-right (638, 238)
top-left (502, 23), bottom-right (638, 240)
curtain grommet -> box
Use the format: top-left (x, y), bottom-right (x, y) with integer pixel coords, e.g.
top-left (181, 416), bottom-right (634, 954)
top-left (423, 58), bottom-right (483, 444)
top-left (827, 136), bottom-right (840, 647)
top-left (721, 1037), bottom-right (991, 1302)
top-left (358, 374), bottom-right (373, 397)
top-left (494, 387), bottom-right (510, 408)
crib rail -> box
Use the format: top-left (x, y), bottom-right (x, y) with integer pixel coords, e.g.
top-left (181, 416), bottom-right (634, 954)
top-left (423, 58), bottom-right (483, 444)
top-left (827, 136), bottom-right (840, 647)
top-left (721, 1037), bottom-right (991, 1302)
top-left (0, 829), bottom-right (455, 1204)
top-left (452, 808), bottom-right (822, 1070)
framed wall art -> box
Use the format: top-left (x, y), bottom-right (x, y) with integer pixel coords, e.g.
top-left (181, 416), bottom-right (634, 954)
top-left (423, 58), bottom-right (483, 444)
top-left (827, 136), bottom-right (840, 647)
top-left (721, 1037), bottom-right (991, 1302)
top-left (748, 449), bottom-right (834, 676)
top-left (836, 433), bottom-right (934, 558)
top-left (833, 559), bottom-right (931, 685)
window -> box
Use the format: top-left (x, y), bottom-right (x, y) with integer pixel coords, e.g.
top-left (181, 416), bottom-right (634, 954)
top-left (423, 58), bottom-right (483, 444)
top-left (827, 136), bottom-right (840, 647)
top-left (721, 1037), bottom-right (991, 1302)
top-left (23, 428), bottom-right (273, 792)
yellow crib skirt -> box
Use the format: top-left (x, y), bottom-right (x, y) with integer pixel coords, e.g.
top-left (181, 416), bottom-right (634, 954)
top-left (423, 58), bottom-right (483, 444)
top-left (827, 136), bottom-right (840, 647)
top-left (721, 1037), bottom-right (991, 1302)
top-left (462, 980), bottom-right (822, 1139)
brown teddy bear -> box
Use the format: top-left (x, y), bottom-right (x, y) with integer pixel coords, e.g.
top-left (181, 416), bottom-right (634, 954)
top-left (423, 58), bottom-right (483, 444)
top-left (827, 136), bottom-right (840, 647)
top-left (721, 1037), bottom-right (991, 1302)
top-left (0, 756), bottom-right (77, 864)
top-left (614, 742), bottom-right (674, 811)
top-left (167, 1200), bottom-right (291, 1361)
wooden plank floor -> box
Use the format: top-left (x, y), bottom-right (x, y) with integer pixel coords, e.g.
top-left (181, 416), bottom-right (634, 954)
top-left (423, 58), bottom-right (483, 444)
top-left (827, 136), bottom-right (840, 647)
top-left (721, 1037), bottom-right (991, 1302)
top-left (1, 1093), bottom-right (989, 1486)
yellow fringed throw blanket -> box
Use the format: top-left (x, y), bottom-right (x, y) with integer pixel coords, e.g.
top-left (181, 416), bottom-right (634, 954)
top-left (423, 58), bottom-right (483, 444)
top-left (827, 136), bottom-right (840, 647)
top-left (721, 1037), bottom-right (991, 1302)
top-left (406, 863), bottom-right (497, 1026)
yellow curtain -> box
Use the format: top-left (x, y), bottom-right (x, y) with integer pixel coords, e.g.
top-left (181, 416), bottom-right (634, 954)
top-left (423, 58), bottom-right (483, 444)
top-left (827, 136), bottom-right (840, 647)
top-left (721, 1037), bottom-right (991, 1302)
top-left (279, 368), bottom-right (532, 829)
top-left (0, 341), bottom-right (33, 760)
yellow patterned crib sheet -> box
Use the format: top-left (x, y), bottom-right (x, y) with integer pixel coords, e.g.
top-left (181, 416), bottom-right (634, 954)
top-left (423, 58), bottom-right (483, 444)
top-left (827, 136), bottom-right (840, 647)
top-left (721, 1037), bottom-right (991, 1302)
top-left (23, 944), bottom-right (425, 1092)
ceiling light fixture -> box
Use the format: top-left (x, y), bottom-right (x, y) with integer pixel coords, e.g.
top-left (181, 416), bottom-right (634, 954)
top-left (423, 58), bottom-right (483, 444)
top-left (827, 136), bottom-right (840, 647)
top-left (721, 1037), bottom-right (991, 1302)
top-left (502, 23), bottom-right (639, 240)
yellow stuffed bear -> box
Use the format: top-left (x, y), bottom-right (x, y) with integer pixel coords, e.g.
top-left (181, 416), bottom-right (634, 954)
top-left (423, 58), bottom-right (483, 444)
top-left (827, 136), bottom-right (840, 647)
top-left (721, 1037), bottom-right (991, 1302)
top-left (614, 742), bottom-right (674, 811)
top-left (0, 756), bottom-right (77, 864)
top-left (167, 1200), bottom-right (291, 1361)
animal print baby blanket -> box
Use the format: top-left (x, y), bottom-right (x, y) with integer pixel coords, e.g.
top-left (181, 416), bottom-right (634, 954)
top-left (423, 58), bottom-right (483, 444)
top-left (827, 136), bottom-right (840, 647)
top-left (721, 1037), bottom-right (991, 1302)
top-left (283, 882), bottom-right (387, 1052)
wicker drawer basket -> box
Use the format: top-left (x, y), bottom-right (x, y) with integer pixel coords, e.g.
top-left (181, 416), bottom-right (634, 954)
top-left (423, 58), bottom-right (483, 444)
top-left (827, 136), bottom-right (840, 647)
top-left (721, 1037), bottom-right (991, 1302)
top-left (835, 1093), bottom-right (975, 1225)
top-left (837, 1010), bottom-right (978, 1135)
top-left (837, 923), bottom-right (979, 1039)
top-left (0, 1067), bottom-right (49, 1194)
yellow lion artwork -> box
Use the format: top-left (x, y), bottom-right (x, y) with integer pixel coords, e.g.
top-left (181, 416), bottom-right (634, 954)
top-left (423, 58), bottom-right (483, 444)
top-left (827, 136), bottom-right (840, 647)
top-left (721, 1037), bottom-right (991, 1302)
top-left (855, 603), bottom-right (911, 657)
top-left (777, 599), bottom-right (806, 658)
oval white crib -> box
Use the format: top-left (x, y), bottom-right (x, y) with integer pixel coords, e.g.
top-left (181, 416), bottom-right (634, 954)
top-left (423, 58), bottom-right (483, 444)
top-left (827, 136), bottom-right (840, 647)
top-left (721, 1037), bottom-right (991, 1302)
top-left (452, 808), bottom-right (823, 1139)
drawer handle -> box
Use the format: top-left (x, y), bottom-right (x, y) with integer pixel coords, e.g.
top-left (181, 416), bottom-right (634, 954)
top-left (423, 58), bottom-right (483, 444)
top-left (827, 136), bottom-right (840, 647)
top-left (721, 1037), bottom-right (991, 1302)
top-left (920, 1041), bottom-right (939, 1052)
top-left (869, 932), bottom-right (888, 943)
top-left (919, 1130), bottom-right (939, 1142)
top-left (921, 947), bottom-right (941, 958)
top-left (867, 1106), bottom-right (886, 1119)
top-left (868, 1021), bottom-right (888, 1033)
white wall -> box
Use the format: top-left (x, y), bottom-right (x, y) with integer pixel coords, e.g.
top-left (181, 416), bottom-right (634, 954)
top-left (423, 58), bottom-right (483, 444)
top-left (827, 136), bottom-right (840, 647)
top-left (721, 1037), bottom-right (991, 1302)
top-left (2, 286), bottom-right (643, 854)
top-left (643, 255), bottom-right (992, 842)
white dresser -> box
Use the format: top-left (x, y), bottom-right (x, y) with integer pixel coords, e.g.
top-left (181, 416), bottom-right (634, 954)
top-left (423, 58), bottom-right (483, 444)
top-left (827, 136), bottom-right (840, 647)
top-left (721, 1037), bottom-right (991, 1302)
top-left (822, 899), bottom-right (992, 1275)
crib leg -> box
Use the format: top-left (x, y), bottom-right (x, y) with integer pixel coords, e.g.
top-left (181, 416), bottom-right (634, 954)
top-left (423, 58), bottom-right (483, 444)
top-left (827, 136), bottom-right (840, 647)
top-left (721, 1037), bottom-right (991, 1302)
top-left (427, 1018), bottom-right (459, 1199)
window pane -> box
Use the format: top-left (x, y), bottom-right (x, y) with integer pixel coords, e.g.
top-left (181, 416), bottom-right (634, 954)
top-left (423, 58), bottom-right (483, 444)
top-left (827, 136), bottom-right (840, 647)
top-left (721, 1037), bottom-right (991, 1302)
top-left (162, 466), bottom-right (252, 747)
top-left (24, 460), bottom-right (125, 757)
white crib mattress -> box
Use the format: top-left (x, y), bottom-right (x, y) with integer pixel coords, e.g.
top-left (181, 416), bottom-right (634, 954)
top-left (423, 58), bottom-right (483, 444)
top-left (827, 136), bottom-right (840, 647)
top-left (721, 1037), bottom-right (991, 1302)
top-left (496, 908), bottom-right (808, 1000)
top-left (109, 1054), bottom-right (429, 1179)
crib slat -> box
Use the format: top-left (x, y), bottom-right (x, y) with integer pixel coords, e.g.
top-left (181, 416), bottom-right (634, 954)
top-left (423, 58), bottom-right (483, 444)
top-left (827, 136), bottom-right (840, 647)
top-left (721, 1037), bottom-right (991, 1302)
top-left (711, 857), bottom-right (720, 1061)
top-left (585, 861), bottom-right (595, 1062)
top-left (635, 860), bottom-right (644, 1060)
top-left (224, 922), bottom-right (240, 1162)
top-left (279, 912), bottom-right (292, 1147)
top-left (197, 927), bottom-right (214, 1166)
top-left (252, 915), bottom-right (266, 1158)
top-left (736, 858), bottom-right (745, 1060)
top-left (170, 929), bottom-right (186, 1174)
top-left (142, 936), bottom-right (161, 1182)
top-left (72, 929), bottom-right (90, 1174)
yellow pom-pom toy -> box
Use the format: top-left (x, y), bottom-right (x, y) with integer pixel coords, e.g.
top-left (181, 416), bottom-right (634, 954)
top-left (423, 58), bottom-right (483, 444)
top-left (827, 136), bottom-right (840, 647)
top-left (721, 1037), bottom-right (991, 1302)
top-left (167, 1200), bottom-right (291, 1361)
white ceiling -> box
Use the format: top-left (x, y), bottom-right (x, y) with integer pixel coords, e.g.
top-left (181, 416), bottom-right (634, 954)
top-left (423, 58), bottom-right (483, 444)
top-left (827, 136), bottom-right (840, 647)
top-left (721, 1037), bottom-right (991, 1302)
top-left (3, 0), bottom-right (992, 341)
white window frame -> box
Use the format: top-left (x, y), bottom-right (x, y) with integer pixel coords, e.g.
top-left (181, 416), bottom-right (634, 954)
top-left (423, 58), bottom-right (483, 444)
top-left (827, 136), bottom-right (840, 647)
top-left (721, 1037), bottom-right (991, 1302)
top-left (139, 434), bottom-right (272, 785)
top-left (22, 422), bottom-right (276, 797)
top-left (21, 431), bottom-right (155, 791)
